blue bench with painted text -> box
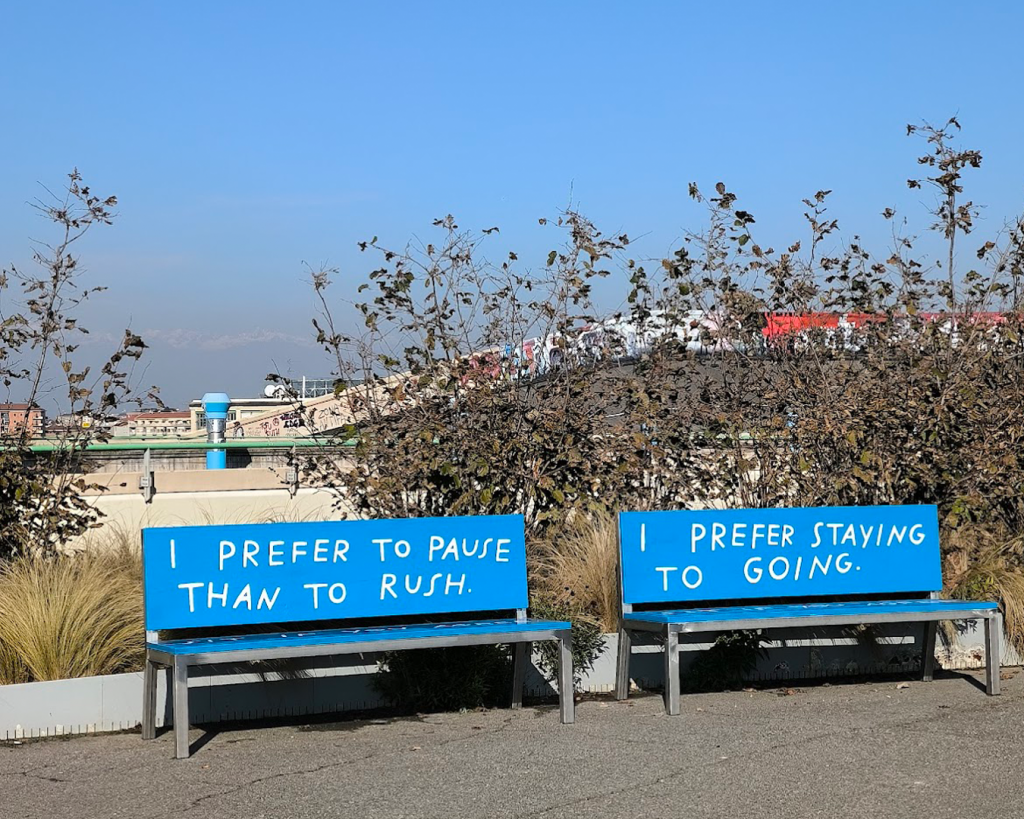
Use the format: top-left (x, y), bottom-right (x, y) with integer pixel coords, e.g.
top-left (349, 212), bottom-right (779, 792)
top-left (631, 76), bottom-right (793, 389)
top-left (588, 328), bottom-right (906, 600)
top-left (614, 505), bottom-right (1001, 714)
top-left (142, 514), bottom-right (574, 758)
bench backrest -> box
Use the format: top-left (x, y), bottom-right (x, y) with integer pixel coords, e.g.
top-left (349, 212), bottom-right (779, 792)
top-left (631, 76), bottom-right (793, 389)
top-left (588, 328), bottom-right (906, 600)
top-left (142, 514), bottom-right (527, 631)
top-left (618, 505), bottom-right (941, 609)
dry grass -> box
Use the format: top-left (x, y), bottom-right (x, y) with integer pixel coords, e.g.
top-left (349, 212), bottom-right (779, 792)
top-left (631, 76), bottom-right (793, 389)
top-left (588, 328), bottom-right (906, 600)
top-left (0, 638), bottom-right (28, 685)
top-left (531, 510), bottom-right (620, 632)
top-left (0, 539), bottom-right (144, 684)
top-left (944, 524), bottom-right (1024, 655)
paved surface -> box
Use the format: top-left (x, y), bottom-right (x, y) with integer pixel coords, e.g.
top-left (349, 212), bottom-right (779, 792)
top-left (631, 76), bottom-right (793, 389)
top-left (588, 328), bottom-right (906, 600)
top-left (3, 672), bottom-right (1024, 819)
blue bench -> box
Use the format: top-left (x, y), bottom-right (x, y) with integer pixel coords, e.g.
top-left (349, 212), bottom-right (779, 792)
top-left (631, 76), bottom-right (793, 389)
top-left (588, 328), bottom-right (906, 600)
top-left (141, 514), bottom-right (573, 758)
top-left (614, 505), bottom-right (1001, 714)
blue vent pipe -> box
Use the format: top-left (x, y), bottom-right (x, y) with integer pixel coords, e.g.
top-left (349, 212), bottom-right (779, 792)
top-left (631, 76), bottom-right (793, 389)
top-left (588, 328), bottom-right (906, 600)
top-left (201, 392), bottom-right (231, 470)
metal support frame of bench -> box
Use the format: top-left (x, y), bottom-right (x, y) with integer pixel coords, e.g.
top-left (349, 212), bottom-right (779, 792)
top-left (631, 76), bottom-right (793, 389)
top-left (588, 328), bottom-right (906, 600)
top-left (143, 616), bottom-right (573, 759)
top-left (615, 605), bottom-right (1002, 716)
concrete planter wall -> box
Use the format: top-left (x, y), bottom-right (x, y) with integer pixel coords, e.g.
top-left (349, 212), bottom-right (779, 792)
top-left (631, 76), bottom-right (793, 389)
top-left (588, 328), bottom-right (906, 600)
top-left (1, 621), bottom-right (1012, 740)
top-left (0, 655), bottom-right (384, 740)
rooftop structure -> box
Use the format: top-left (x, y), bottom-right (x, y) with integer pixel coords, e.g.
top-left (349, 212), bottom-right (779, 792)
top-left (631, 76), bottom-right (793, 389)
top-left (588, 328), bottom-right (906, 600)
top-left (0, 403), bottom-right (46, 437)
top-left (280, 377), bottom-right (340, 399)
top-left (112, 411), bottom-right (193, 438)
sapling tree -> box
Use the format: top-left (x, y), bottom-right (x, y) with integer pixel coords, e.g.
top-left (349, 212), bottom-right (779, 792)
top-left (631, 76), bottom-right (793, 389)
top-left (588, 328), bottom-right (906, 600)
top-left (0, 170), bottom-right (155, 559)
top-left (294, 210), bottom-right (642, 534)
top-left (906, 117), bottom-right (983, 307)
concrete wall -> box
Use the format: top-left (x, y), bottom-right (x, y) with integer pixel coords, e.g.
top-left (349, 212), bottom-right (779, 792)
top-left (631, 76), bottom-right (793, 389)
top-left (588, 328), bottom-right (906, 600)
top-left (81, 449), bottom-right (293, 473)
top-left (0, 657), bottom-right (384, 739)
top-left (90, 467), bottom-right (294, 495)
top-left (66, 470), bottom-right (352, 552)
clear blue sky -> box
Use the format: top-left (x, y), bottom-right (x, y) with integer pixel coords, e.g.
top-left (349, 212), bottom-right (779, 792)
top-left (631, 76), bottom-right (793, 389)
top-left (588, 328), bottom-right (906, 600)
top-left (3, 2), bottom-right (1024, 407)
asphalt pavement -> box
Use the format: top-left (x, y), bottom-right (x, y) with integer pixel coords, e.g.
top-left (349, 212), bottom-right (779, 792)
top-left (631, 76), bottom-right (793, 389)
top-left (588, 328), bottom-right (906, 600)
top-left (3, 671), bottom-right (1023, 819)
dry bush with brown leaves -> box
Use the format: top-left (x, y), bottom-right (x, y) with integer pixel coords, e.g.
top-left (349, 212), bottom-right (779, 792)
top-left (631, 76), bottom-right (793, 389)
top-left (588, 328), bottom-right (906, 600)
top-left (300, 119), bottom-right (1024, 650)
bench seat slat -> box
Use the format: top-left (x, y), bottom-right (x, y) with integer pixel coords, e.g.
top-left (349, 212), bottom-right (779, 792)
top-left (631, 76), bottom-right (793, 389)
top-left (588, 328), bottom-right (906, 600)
top-left (625, 598), bottom-right (997, 627)
top-left (148, 618), bottom-right (571, 655)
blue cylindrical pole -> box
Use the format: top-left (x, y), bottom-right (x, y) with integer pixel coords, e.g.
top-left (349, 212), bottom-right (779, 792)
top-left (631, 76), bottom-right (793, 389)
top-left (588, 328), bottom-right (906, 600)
top-left (202, 392), bottom-right (231, 470)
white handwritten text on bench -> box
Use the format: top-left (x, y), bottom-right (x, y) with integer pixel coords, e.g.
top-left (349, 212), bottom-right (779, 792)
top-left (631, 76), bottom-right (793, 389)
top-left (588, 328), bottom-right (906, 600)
top-left (142, 517), bottom-right (528, 629)
top-left (620, 507), bottom-right (941, 604)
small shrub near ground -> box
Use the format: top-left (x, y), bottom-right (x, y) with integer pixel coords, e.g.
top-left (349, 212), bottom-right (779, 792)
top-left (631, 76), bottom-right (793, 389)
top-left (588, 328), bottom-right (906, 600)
top-left (0, 543), bottom-right (144, 684)
top-left (530, 599), bottom-right (606, 691)
top-left (372, 645), bottom-right (512, 712)
top-left (683, 630), bottom-right (768, 693)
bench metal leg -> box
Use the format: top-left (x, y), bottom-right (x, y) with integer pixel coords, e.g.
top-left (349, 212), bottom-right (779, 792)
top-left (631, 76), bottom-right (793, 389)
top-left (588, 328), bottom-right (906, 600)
top-left (663, 629), bottom-right (681, 716)
top-left (511, 641), bottom-right (531, 709)
top-left (921, 621), bottom-right (938, 683)
top-left (615, 626), bottom-right (632, 701)
top-left (142, 656), bottom-right (158, 740)
top-left (172, 656), bottom-right (191, 759)
top-left (557, 632), bottom-right (574, 724)
top-left (985, 614), bottom-right (1002, 696)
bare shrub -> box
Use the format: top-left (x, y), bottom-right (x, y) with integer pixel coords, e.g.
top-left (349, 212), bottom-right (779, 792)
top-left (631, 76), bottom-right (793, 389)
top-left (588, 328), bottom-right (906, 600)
top-left (299, 118), bottom-right (1024, 652)
top-left (292, 211), bottom-right (636, 535)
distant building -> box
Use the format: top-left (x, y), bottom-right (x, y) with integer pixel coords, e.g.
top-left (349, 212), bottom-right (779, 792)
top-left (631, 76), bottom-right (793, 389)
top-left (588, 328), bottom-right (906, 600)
top-left (46, 413), bottom-right (100, 435)
top-left (113, 411), bottom-right (193, 438)
top-left (0, 403), bottom-right (46, 437)
top-left (187, 395), bottom-right (297, 434)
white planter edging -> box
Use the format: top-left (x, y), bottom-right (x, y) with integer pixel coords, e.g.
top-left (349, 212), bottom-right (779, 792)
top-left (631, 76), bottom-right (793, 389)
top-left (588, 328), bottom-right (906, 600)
top-left (0, 655), bottom-right (384, 740)
top-left (0, 672), bottom-right (142, 738)
top-left (1, 621), bottom-right (1010, 740)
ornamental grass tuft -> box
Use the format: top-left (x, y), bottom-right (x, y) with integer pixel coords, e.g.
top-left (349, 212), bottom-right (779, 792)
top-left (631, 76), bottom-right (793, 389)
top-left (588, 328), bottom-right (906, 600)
top-left (0, 540), bottom-right (144, 684)
top-left (531, 510), bottom-right (621, 633)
